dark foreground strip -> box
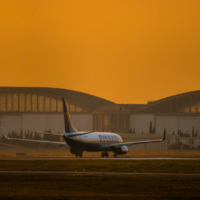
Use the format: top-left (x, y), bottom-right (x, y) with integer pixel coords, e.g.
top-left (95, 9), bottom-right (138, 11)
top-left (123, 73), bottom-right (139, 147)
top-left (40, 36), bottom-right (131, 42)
top-left (1, 157), bottom-right (200, 160)
top-left (0, 171), bottom-right (200, 178)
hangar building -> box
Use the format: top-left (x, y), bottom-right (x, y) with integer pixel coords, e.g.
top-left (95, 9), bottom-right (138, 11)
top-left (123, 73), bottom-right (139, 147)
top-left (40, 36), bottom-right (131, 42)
top-left (0, 87), bottom-right (200, 147)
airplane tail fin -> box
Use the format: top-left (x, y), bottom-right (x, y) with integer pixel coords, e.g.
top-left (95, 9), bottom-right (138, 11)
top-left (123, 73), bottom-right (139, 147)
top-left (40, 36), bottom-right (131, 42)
top-left (62, 98), bottom-right (78, 133)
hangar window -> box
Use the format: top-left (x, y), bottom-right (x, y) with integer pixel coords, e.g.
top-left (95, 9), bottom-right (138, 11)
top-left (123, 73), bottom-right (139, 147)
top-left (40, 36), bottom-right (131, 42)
top-left (184, 97), bottom-right (190, 113)
top-left (178, 98), bottom-right (184, 113)
top-left (19, 93), bottom-right (25, 112)
top-left (191, 95), bottom-right (198, 113)
top-left (0, 93), bottom-right (6, 112)
top-left (51, 98), bottom-right (56, 112)
top-left (26, 94), bottom-right (31, 112)
top-left (118, 114), bottom-right (125, 133)
top-left (103, 114), bottom-right (109, 132)
top-left (165, 101), bottom-right (170, 113)
top-left (191, 104), bottom-right (197, 113)
top-left (38, 96), bottom-right (44, 112)
top-left (57, 100), bottom-right (62, 112)
top-left (76, 106), bottom-right (82, 112)
top-left (44, 97), bottom-right (50, 112)
top-left (95, 114), bottom-right (102, 131)
top-left (159, 103), bottom-right (165, 113)
top-left (69, 104), bottom-right (75, 112)
top-left (172, 99), bottom-right (178, 113)
top-left (32, 94), bottom-right (37, 112)
top-left (110, 114), bottom-right (117, 132)
top-left (7, 93), bottom-right (12, 112)
top-left (13, 93), bottom-right (18, 112)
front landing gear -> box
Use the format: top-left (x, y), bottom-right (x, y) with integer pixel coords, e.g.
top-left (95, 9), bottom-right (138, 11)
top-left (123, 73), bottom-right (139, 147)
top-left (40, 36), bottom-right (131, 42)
top-left (75, 152), bottom-right (83, 158)
top-left (101, 152), bottom-right (109, 158)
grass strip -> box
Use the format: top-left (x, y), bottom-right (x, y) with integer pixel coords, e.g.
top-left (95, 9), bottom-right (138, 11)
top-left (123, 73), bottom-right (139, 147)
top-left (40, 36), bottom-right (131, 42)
top-left (0, 174), bottom-right (199, 199)
top-left (0, 160), bottom-right (200, 174)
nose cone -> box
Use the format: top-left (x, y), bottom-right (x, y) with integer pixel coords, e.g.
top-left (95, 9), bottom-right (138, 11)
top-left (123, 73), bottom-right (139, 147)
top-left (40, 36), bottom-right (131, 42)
top-left (119, 136), bottom-right (123, 143)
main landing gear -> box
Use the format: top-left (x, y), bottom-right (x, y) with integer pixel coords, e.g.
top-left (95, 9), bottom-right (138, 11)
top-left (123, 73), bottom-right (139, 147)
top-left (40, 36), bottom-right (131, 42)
top-left (75, 152), bottom-right (83, 158)
top-left (101, 152), bottom-right (118, 158)
top-left (101, 152), bottom-right (109, 158)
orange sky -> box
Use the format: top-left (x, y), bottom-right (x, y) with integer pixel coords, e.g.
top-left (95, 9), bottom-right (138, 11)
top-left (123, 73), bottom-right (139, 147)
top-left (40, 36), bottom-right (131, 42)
top-left (0, 0), bottom-right (200, 104)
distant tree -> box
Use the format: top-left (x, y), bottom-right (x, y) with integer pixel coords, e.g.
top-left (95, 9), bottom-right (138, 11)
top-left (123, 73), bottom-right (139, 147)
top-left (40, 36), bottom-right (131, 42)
top-left (192, 127), bottom-right (195, 137)
top-left (149, 122), bottom-right (153, 134)
top-left (168, 142), bottom-right (182, 150)
top-left (30, 132), bottom-right (33, 140)
top-left (25, 131), bottom-right (29, 139)
top-left (181, 143), bottom-right (191, 150)
top-left (195, 130), bottom-right (198, 137)
top-left (128, 128), bottom-right (132, 133)
top-left (20, 129), bottom-right (23, 138)
top-left (152, 126), bottom-right (155, 134)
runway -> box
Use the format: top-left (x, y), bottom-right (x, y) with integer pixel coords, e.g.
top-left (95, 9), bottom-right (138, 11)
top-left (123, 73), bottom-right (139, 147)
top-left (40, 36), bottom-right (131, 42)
top-left (0, 157), bottom-right (200, 160)
top-left (0, 171), bottom-right (200, 178)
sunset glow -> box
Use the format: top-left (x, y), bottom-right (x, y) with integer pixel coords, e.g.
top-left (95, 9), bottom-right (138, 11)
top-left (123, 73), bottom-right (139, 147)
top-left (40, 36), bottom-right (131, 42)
top-left (0, 0), bottom-right (200, 103)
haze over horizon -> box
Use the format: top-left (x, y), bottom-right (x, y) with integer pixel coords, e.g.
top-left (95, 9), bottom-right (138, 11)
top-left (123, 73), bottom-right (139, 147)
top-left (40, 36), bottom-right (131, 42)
top-left (1, 0), bottom-right (200, 104)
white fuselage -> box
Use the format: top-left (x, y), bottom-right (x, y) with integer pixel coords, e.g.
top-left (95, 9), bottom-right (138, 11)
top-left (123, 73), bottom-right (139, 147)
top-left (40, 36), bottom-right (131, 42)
top-left (64, 132), bottom-right (123, 144)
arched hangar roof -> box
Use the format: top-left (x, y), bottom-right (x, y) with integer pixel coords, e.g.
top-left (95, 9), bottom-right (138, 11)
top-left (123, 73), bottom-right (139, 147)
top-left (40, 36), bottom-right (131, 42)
top-left (0, 87), bottom-right (115, 112)
top-left (135, 90), bottom-right (200, 114)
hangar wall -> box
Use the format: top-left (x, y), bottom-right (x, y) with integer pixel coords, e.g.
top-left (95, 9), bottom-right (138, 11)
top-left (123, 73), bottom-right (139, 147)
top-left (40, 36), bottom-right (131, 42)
top-left (71, 114), bottom-right (93, 131)
top-left (0, 113), bottom-right (93, 136)
top-left (130, 115), bottom-right (154, 134)
top-left (130, 114), bottom-right (200, 135)
top-left (155, 115), bottom-right (200, 134)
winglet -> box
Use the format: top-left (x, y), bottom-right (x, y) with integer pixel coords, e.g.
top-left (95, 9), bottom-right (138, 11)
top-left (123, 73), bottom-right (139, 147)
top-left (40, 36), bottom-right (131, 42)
top-left (1, 127), bottom-right (9, 139)
top-left (162, 128), bottom-right (166, 141)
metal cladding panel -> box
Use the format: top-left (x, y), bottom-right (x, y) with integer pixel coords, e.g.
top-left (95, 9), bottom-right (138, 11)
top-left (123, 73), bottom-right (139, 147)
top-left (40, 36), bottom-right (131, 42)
top-left (170, 138), bottom-right (176, 144)
top-left (177, 116), bottom-right (199, 134)
top-left (0, 115), bottom-right (22, 134)
top-left (156, 115), bottom-right (200, 135)
top-left (22, 114), bottom-right (47, 132)
top-left (71, 114), bottom-right (93, 132)
top-left (180, 138), bottom-right (189, 145)
top-left (193, 139), bottom-right (200, 146)
top-left (155, 116), bottom-right (177, 134)
top-left (22, 114), bottom-right (64, 134)
top-left (46, 114), bottom-right (64, 134)
top-left (130, 115), bottom-right (154, 134)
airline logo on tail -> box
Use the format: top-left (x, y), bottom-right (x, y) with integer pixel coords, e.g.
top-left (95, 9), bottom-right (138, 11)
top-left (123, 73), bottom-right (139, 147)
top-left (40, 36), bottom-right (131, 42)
top-left (64, 112), bottom-right (70, 127)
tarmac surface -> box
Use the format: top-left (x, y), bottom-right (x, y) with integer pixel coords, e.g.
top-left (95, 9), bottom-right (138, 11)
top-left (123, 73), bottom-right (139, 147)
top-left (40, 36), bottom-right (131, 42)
top-left (0, 157), bottom-right (200, 160)
top-left (1, 171), bottom-right (200, 178)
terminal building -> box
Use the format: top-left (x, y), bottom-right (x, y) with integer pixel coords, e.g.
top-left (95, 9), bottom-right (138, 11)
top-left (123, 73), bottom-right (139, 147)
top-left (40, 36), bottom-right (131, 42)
top-left (0, 87), bottom-right (200, 148)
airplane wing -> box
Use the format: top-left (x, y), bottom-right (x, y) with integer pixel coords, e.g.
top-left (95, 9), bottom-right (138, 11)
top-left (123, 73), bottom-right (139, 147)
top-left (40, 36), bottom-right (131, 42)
top-left (35, 131), bottom-right (63, 136)
top-left (1, 127), bottom-right (66, 147)
top-left (99, 129), bottom-right (166, 150)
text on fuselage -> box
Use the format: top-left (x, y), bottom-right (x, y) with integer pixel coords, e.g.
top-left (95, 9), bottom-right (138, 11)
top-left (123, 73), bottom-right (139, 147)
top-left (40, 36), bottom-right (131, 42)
top-left (98, 135), bottom-right (119, 142)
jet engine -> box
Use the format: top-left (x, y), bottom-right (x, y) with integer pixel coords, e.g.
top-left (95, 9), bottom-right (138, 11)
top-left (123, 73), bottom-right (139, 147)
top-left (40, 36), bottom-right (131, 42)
top-left (114, 146), bottom-right (128, 155)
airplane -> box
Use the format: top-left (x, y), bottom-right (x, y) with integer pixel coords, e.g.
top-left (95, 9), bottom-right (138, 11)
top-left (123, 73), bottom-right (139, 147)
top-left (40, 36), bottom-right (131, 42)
top-left (2, 98), bottom-right (166, 158)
